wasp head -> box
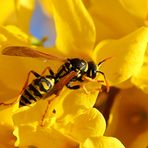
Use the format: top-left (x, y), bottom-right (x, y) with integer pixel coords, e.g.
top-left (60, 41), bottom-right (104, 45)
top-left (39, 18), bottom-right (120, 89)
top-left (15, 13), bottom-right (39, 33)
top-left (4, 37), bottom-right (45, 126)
top-left (87, 61), bottom-right (97, 79)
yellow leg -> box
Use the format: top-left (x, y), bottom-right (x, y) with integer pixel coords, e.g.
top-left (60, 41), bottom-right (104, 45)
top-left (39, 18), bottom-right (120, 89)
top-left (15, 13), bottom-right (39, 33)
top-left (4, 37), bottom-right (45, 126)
top-left (82, 74), bottom-right (110, 93)
top-left (40, 94), bottom-right (57, 126)
top-left (81, 84), bottom-right (102, 94)
top-left (97, 71), bottom-right (110, 92)
top-left (20, 70), bottom-right (40, 94)
top-left (41, 66), bottom-right (54, 76)
top-left (82, 76), bottom-right (104, 83)
top-left (0, 70), bottom-right (40, 106)
top-left (0, 99), bottom-right (18, 106)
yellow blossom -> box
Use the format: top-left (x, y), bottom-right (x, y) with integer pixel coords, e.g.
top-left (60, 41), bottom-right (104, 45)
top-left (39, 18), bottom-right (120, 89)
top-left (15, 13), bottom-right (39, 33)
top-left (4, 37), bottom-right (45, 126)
top-left (105, 86), bottom-right (148, 147)
top-left (0, 0), bottom-right (34, 33)
top-left (2, 0), bottom-right (147, 147)
top-left (82, 0), bottom-right (148, 42)
top-left (0, 21), bottom-right (125, 146)
top-left (93, 26), bottom-right (148, 86)
top-left (82, 136), bottom-right (124, 148)
top-left (0, 99), bottom-right (18, 148)
top-left (131, 48), bottom-right (148, 94)
top-left (77, 0), bottom-right (148, 92)
top-left (0, 26), bottom-right (51, 101)
top-left (40, 0), bottom-right (148, 89)
top-left (12, 97), bottom-right (124, 147)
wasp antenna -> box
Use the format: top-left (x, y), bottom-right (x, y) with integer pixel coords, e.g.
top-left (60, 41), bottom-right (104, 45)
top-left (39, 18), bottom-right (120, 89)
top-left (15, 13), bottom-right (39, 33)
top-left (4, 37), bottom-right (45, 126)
top-left (98, 56), bottom-right (112, 66)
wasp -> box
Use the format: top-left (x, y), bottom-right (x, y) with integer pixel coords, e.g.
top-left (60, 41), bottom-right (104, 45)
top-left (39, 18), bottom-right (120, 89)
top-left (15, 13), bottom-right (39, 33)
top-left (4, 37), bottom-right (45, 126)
top-left (0, 69), bottom-right (77, 107)
top-left (19, 66), bottom-right (79, 107)
top-left (2, 46), bottom-right (110, 99)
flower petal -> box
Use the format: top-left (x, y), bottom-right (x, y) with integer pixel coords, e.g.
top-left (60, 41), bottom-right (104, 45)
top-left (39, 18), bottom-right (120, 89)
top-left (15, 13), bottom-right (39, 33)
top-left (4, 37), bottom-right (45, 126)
top-left (67, 108), bottom-right (106, 142)
top-left (93, 26), bottom-right (148, 85)
top-left (39, 0), bottom-right (53, 15)
top-left (13, 99), bottom-right (56, 126)
top-left (131, 48), bottom-right (148, 93)
top-left (0, 25), bottom-right (29, 46)
top-left (106, 86), bottom-right (148, 147)
top-left (0, 0), bottom-right (15, 25)
top-left (130, 130), bottom-right (148, 148)
top-left (15, 0), bottom-right (35, 33)
top-left (0, 0), bottom-right (35, 33)
top-left (50, 0), bottom-right (96, 57)
top-left (119, 0), bottom-right (148, 20)
top-left (55, 87), bottom-right (99, 122)
top-left (0, 102), bottom-right (18, 147)
top-left (82, 136), bottom-right (125, 148)
top-left (87, 0), bottom-right (138, 42)
top-left (14, 125), bottom-right (80, 148)
top-left (0, 125), bottom-right (16, 148)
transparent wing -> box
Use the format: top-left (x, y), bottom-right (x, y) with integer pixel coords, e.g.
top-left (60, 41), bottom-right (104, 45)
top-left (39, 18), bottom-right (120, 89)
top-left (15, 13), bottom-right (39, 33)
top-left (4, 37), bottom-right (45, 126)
top-left (2, 46), bottom-right (66, 61)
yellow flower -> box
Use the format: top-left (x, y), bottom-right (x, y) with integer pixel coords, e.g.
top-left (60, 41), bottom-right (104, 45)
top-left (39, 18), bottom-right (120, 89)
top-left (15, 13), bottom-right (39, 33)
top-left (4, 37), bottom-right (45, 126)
top-left (105, 86), bottom-right (148, 147)
top-left (12, 97), bottom-right (124, 147)
top-left (0, 26), bottom-right (52, 101)
top-left (2, 0), bottom-right (147, 147)
top-left (82, 0), bottom-right (148, 42)
top-left (93, 26), bottom-right (148, 87)
top-left (0, 100), bottom-right (18, 148)
top-left (0, 0), bottom-right (34, 33)
top-left (39, 0), bottom-right (148, 88)
top-left (0, 26), bottom-right (124, 148)
top-left (131, 48), bottom-right (148, 94)
top-left (80, 0), bottom-right (148, 92)
top-left (82, 136), bottom-right (124, 148)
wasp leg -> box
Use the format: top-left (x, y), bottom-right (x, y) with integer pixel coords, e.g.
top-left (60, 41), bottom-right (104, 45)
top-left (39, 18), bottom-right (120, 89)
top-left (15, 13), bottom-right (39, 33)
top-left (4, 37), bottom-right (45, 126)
top-left (81, 76), bottom-right (104, 93)
top-left (97, 71), bottom-right (110, 92)
top-left (0, 71), bottom-right (41, 106)
top-left (40, 94), bottom-right (57, 126)
top-left (0, 99), bottom-right (18, 106)
top-left (82, 84), bottom-right (102, 94)
top-left (82, 74), bottom-right (109, 92)
top-left (66, 82), bottom-right (91, 94)
top-left (82, 76), bottom-right (104, 83)
top-left (83, 71), bottom-right (110, 92)
top-left (41, 66), bottom-right (54, 76)
top-left (81, 84), bottom-right (90, 94)
top-left (66, 82), bottom-right (80, 89)
top-left (20, 70), bottom-right (40, 94)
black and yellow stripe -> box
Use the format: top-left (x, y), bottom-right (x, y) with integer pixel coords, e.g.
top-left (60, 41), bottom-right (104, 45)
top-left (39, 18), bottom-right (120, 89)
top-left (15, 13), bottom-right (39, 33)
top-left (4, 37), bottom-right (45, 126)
top-left (19, 57), bottom-right (103, 107)
top-left (20, 76), bottom-right (55, 107)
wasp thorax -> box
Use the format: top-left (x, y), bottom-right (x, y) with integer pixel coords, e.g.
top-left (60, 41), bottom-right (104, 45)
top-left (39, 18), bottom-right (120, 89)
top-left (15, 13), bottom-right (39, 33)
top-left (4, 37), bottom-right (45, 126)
top-left (68, 58), bottom-right (88, 72)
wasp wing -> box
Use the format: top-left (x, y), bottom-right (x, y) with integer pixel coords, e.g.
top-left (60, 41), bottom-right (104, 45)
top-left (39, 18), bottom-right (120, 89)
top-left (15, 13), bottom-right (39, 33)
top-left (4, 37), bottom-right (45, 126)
top-left (44, 71), bottom-right (77, 98)
top-left (2, 46), bottom-right (66, 61)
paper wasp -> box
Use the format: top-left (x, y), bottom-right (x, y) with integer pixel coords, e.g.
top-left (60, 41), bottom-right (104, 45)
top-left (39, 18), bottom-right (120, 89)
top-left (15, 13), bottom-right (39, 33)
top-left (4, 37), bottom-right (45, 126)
top-left (2, 46), bottom-right (110, 95)
top-left (19, 69), bottom-right (78, 107)
top-left (1, 46), bottom-right (110, 126)
top-left (2, 46), bottom-right (110, 105)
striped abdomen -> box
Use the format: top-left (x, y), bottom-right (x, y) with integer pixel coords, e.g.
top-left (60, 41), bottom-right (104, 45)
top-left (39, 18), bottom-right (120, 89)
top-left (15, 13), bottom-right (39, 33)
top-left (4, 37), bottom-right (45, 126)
top-left (19, 76), bottom-right (55, 107)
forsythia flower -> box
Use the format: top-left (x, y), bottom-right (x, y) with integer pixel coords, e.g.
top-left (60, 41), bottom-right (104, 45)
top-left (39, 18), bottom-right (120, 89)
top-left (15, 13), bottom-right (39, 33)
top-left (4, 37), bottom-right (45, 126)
top-left (0, 0), bottom-right (148, 147)
top-left (0, 1), bottom-right (124, 148)
top-left (40, 0), bottom-right (148, 90)
top-left (106, 86), bottom-right (148, 148)
top-left (0, 0), bottom-right (34, 33)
